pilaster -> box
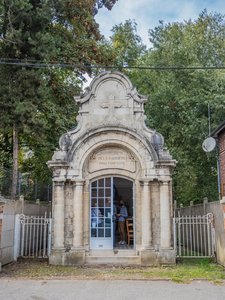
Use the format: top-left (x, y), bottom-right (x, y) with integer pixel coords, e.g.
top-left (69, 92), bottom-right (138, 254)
top-left (140, 180), bottom-right (152, 249)
top-left (159, 180), bottom-right (171, 249)
top-left (72, 180), bottom-right (85, 249)
top-left (52, 180), bottom-right (65, 250)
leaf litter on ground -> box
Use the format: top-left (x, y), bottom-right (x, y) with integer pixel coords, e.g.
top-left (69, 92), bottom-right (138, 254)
top-left (1, 258), bottom-right (225, 284)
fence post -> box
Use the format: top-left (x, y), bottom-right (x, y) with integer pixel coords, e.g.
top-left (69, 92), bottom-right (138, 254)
top-left (20, 214), bottom-right (25, 256)
top-left (48, 217), bottom-right (52, 256)
top-left (13, 214), bottom-right (21, 261)
top-left (173, 218), bottom-right (177, 252)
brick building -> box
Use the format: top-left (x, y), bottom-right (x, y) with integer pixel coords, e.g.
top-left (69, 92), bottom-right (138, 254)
top-left (212, 120), bottom-right (225, 200)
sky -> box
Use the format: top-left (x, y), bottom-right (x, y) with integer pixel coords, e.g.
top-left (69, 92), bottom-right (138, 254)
top-left (95, 0), bottom-right (225, 48)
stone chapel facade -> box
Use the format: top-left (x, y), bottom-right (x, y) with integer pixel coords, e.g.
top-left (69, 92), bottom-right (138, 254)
top-left (48, 71), bottom-right (177, 265)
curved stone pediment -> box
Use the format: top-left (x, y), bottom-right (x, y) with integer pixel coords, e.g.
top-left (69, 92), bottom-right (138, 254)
top-left (50, 71), bottom-right (176, 173)
top-left (74, 71), bottom-right (147, 131)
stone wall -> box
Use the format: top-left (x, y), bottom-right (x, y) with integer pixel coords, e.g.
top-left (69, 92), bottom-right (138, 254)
top-left (0, 196), bottom-right (51, 269)
top-left (175, 200), bottom-right (225, 267)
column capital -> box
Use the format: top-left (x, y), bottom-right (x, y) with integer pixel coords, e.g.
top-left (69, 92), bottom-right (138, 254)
top-left (139, 175), bottom-right (159, 184)
top-left (160, 180), bottom-right (170, 185)
top-left (140, 178), bottom-right (156, 185)
top-left (140, 180), bottom-right (150, 186)
top-left (158, 176), bottom-right (171, 184)
top-left (71, 179), bottom-right (85, 187)
top-left (53, 180), bottom-right (66, 186)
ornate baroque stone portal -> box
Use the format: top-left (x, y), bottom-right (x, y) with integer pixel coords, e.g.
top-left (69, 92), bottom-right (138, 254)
top-left (48, 71), bottom-right (177, 266)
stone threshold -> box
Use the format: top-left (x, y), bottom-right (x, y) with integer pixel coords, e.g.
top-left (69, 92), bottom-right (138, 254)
top-left (88, 249), bottom-right (138, 257)
top-left (85, 256), bottom-right (141, 265)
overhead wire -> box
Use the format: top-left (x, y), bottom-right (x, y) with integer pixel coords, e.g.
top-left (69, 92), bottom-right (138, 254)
top-left (1, 58), bottom-right (225, 70)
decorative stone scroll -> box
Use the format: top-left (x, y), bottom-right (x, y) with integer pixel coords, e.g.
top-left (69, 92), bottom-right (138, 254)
top-left (88, 147), bottom-right (136, 173)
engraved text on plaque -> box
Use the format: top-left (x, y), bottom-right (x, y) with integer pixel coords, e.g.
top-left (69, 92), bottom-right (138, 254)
top-left (88, 148), bottom-right (136, 173)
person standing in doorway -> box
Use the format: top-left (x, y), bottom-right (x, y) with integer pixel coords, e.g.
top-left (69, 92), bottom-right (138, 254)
top-left (117, 201), bottom-right (128, 245)
top-left (113, 203), bottom-right (117, 247)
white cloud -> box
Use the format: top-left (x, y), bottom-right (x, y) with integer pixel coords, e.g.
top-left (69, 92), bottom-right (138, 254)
top-left (95, 0), bottom-right (225, 48)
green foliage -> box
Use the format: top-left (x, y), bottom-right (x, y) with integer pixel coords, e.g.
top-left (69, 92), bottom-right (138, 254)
top-left (0, 0), bottom-right (117, 186)
top-left (128, 11), bottom-right (225, 204)
top-left (110, 19), bottom-right (146, 68)
top-left (94, 0), bottom-right (118, 14)
top-left (1, 3), bottom-right (224, 206)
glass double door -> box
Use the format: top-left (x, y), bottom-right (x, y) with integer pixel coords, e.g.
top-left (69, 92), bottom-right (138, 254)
top-left (90, 177), bottom-right (113, 249)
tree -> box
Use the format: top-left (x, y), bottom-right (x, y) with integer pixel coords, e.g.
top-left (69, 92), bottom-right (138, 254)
top-left (0, 0), bottom-right (117, 199)
top-left (128, 11), bottom-right (225, 204)
top-left (110, 19), bottom-right (146, 68)
top-left (94, 0), bottom-right (118, 14)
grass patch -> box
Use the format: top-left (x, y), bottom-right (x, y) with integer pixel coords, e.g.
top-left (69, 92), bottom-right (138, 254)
top-left (1, 258), bottom-right (225, 283)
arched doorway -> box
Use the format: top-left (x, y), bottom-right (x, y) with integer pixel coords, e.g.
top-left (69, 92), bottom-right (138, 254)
top-left (90, 177), bottom-right (134, 250)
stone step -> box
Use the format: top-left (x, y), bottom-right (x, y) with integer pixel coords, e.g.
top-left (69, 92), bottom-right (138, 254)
top-left (88, 249), bottom-right (138, 257)
top-left (85, 255), bottom-right (141, 265)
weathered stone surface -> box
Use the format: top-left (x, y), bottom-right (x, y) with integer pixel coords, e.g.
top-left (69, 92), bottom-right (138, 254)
top-left (140, 249), bottom-right (176, 266)
top-left (88, 147), bottom-right (136, 174)
top-left (49, 249), bottom-right (85, 266)
top-left (48, 71), bottom-right (177, 266)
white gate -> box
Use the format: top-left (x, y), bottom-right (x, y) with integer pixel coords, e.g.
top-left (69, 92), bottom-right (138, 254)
top-left (14, 213), bottom-right (52, 259)
top-left (173, 213), bottom-right (215, 257)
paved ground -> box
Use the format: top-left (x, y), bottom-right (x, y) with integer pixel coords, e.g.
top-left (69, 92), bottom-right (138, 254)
top-left (0, 279), bottom-right (225, 300)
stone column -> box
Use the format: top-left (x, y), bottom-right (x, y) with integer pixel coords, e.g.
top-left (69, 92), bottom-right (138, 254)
top-left (52, 180), bottom-right (65, 249)
top-left (72, 180), bottom-right (84, 249)
top-left (141, 181), bottom-right (152, 249)
top-left (160, 181), bottom-right (171, 248)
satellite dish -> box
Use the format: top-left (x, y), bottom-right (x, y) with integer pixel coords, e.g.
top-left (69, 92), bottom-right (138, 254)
top-left (202, 137), bottom-right (216, 152)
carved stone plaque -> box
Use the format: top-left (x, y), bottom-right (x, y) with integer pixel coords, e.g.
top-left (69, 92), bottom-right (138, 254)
top-left (88, 147), bottom-right (136, 173)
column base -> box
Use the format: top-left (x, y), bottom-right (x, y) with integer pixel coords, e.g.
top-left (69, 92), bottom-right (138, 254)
top-left (142, 245), bottom-right (154, 250)
top-left (140, 248), bottom-right (176, 266)
top-left (49, 248), bottom-right (85, 266)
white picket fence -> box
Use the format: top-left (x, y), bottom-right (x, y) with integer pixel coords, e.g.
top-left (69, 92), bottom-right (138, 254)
top-left (173, 213), bottom-right (215, 257)
top-left (14, 213), bottom-right (52, 259)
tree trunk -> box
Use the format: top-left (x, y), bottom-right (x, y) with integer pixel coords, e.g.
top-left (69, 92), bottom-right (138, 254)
top-left (11, 124), bottom-right (18, 199)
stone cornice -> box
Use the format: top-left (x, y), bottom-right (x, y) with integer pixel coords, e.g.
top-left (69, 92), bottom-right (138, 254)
top-left (156, 160), bottom-right (177, 168)
top-left (47, 160), bottom-right (69, 169)
top-left (140, 176), bottom-right (171, 184)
